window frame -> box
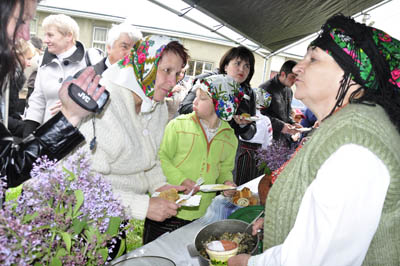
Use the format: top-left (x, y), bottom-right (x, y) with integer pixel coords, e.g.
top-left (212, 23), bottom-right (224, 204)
top-left (92, 26), bottom-right (108, 52)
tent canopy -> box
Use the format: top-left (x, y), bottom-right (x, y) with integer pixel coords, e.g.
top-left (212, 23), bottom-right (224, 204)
top-left (182, 0), bottom-right (383, 53)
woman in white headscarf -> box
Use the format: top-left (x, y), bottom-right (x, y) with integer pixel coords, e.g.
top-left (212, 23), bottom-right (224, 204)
top-left (78, 35), bottom-right (189, 222)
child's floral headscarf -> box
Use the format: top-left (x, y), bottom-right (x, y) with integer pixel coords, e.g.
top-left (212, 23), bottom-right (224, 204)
top-left (102, 35), bottom-right (178, 113)
top-left (193, 74), bottom-right (244, 121)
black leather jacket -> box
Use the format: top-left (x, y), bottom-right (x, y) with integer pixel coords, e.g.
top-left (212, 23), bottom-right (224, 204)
top-left (178, 72), bottom-right (257, 140)
top-left (1, 112), bottom-right (84, 188)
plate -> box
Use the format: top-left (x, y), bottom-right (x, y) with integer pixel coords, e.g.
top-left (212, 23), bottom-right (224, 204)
top-left (152, 192), bottom-right (201, 207)
top-left (228, 205), bottom-right (264, 224)
top-left (296, 127), bottom-right (312, 132)
top-left (200, 184), bottom-right (236, 192)
top-left (243, 116), bottom-right (261, 121)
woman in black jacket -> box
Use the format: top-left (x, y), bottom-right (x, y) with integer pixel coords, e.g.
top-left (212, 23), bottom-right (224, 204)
top-left (178, 46), bottom-right (258, 185)
top-left (1, 0), bottom-right (104, 189)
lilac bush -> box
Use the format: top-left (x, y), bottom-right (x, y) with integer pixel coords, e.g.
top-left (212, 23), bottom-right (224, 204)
top-left (255, 139), bottom-right (295, 175)
top-left (0, 148), bottom-right (130, 265)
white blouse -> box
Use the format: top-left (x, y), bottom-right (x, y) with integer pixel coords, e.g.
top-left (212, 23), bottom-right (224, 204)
top-left (248, 144), bottom-right (390, 266)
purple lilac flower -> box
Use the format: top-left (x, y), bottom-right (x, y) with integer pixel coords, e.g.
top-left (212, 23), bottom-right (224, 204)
top-left (0, 148), bottom-right (130, 265)
top-left (255, 139), bottom-right (295, 172)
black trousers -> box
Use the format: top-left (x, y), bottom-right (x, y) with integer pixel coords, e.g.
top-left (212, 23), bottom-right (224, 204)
top-left (234, 140), bottom-right (263, 186)
top-left (143, 216), bottom-right (194, 245)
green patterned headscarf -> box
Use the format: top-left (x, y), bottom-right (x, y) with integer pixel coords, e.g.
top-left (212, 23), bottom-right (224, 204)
top-left (311, 14), bottom-right (400, 93)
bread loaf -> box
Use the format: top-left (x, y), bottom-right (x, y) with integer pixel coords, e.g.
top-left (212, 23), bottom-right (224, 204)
top-left (159, 188), bottom-right (179, 202)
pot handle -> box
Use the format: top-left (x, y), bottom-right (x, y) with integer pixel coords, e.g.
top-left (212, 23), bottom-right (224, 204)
top-left (187, 243), bottom-right (200, 257)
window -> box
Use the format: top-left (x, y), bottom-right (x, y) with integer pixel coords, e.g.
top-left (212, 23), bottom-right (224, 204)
top-left (92, 27), bottom-right (108, 51)
top-left (187, 60), bottom-right (213, 77)
top-left (29, 17), bottom-right (38, 37)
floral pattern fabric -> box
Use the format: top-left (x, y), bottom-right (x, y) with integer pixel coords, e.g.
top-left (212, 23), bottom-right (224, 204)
top-left (192, 74), bottom-right (243, 121)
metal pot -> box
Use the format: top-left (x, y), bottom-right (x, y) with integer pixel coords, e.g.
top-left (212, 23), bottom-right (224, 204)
top-left (187, 219), bottom-right (259, 266)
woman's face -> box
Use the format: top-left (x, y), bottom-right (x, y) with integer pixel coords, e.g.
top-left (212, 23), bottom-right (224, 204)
top-left (43, 26), bottom-right (73, 55)
top-left (7, 0), bottom-right (37, 42)
top-left (193, 89), bottom-right (214, 120)
top-left (224, 57), bottom-right (250, 84)
top-left (153, 51), bottom-right (184, 102)
top-left (293, 47), bottom-right (345, 119)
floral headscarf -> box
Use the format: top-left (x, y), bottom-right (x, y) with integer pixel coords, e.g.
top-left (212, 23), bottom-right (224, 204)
top-left (193, 74), bottom-right (243, 121)
top-left (102, 35), bottom-right (178, 113)
top-left (254, 87), bottom-right (272, 109)
top-left (311, 14), bottom-right (400, 93)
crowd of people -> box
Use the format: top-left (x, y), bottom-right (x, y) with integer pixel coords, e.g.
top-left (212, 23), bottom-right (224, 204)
top-left (1, 0), bottom-right (399, 265)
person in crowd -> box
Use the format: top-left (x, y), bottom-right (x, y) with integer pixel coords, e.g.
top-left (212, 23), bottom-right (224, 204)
top-left (7, 39), bottom-right (35, 137)
top-left (300, 107), bottom-right (318, 128)
top-left (1, 0), bottom-right (105, 189)
top-left (235, 87), bottom-right (274, 185)
top-left (228, 13), bottom-right (400, 266)
top-left (92, 22), bottom-right (142, 75)
top-left (165, 64), bottom-right (189, 121)
top-left (25, 36), bottom-right (43, 101)
top-left (258, 60), bottom-right (302, 147)
top-left (23, 14), bottom-right (98, 137)
top-left (77, 35), bottom-right (190, 224)
top-left (145, 74), bottom-right (240, 243)
top-left (178, 46), bottom-right (257, 185)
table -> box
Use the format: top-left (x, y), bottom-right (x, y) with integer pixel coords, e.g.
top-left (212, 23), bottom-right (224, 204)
top-left (111, 175), bottom-right (263, 266)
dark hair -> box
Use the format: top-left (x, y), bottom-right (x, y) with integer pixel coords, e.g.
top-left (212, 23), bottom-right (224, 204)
top-left (219, 46), bottom-right (255, 87)
top-left (0, 0), bottom-right (27, 93)
top-left (279, 60), bottom-right (297, 75)
top-left (161, 41), bottom-right (189, 68)
top-left (30, 36), bottom-right (43, 50)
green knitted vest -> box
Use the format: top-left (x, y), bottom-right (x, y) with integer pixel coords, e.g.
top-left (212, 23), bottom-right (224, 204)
top-left (263, 104), bottom-right (400, 265)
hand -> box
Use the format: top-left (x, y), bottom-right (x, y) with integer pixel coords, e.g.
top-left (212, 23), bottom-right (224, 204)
top-left (59, 67), bottom-right (105, 127)
top-left (281, 123), bottom-right (299, 135)
top-left (227, 254), bottom-right (251, 266)
top-left (233, 115), bottom-right (252, 125)
top-left (156, 184), bottom-right (186, 193)
top-left (147, 197), bottom-right (179, 222)
top-left (223, 180), bottom-right (237, 197)
top-left (180, 179), bottom-right (200, 195)
top-left (252, 217), bottom-right (264, 235)
top-left (49, 100), bottom-right (62, 116)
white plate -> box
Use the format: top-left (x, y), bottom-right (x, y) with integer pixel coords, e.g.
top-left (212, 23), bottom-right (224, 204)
top-left (152, 192), bottom-right (201, 207)
top-left (243, 116), bottom-right (261, 121)
top-left (296, 127), bottom-right (312, 132)
top-left (199, 184), bottom-right (236, 192)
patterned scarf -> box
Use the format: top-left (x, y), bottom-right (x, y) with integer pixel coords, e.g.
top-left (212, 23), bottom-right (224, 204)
top-left (193, 74), bottom-right (243, 121)
top-left (311, 14), bottom-right (400, 94)
top-left (102, 35), bottom-right (178, 113)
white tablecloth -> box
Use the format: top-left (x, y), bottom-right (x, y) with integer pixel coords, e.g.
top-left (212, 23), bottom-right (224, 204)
top-left (111, 175), bottom-right (263, 266)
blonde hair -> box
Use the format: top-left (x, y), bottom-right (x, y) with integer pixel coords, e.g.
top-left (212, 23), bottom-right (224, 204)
top-left (42, 14), bottom-right (79, 43)
top-left (16, 39), bottom-right (35, 58)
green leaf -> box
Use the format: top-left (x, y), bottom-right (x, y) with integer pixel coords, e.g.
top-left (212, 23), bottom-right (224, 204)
top-left (55, 248), bottom-right (67, 259)
top-left (22, 212), bottom-right (39, 224)
top-left (63, 166), bottom-right (76, 181)
top-left (34, 262), bottom-right (42, 266)
top-left (106, 216), bottom-right (121, 236)
top-left (72, 218), bottom-right (86, 235)
top-left (115, 238), bottom-right (126, 258)
top-left (73, 190), bottom-right (84, 217)
top-left (50, 257), bottom-right (62, 266)
top-left (60, 232), bottom-right (72, 253)
top-left (98, 248), bottom-right (109, 261)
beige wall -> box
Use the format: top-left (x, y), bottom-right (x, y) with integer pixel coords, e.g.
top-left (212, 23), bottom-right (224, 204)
top-left (34, 10), bottom-right (296, 89)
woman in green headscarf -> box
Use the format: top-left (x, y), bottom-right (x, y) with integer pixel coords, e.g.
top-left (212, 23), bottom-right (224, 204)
top-left (78, 35), bottom-right (189, 223)
top-left (229, 14), bottom-right (400, 266)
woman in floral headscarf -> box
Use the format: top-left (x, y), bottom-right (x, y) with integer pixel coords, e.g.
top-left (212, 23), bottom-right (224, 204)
top-left (229, 14), bottom-right (400, 266)
top-left (77, 35), bottom-right (189, 223)
top-left (142, 74), bottom-right (242, 243)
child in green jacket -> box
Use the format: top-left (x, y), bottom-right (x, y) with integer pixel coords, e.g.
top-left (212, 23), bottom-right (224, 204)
top-left (143, 74), bottom-right (243, 243)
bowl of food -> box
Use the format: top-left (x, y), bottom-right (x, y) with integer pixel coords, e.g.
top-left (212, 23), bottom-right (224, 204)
top-left (205, 240), bottom-right (238, 265)
top-left (187, 219), bottom-right (259, 266)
